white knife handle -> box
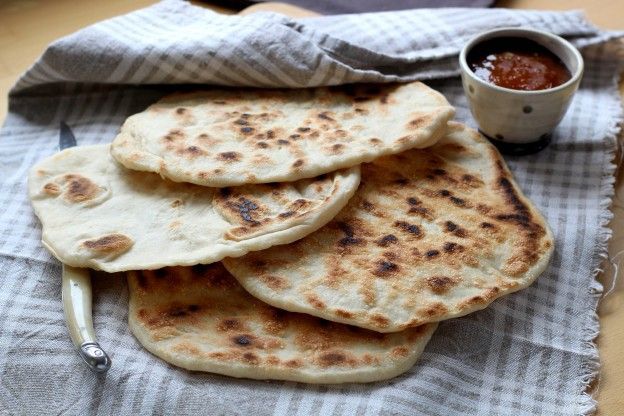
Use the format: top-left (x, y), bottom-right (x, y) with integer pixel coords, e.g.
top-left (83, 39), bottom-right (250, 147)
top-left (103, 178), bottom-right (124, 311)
top-left (61, 265), bottom-right (111, 373)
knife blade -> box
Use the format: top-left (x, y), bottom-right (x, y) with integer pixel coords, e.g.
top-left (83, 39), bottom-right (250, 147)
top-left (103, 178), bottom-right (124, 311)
top-left (59, 122), bottom-right (111, 373)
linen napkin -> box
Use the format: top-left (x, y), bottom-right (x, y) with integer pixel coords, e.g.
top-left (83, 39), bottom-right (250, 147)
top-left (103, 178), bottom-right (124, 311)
top-left (1, 1), bottom-right (622, 414)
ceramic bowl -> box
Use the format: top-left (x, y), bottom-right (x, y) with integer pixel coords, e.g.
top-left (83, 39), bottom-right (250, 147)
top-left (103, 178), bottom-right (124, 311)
top-left (459, 27), bottom-right (584, 154)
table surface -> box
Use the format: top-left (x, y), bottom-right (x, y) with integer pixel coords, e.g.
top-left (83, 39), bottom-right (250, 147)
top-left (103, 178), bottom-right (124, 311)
top-left (0, 1), bottom-right (622, 414)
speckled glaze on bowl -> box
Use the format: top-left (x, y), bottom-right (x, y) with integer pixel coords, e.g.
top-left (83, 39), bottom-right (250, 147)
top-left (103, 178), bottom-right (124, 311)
top-left (459, 27), bottom-right (584, 154)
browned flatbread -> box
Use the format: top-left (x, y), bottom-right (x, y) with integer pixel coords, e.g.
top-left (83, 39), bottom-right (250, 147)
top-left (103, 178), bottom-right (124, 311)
top-left (224, 122), bottom-right (554, 332)
top-left (111, 82), bottom-right (454, 186)
top-left (127, 264), bottom-right (437, 383)
top-left (28, 145), bottom-right (359, 272)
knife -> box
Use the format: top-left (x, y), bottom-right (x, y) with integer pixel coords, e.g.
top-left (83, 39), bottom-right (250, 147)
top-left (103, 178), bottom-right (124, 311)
top-left (59, 121), bottom-right (111, 373)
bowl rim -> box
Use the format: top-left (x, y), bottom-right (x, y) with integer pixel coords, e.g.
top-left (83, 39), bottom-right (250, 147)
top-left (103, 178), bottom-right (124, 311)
top-left (459, 27), bottom-right (584, 95)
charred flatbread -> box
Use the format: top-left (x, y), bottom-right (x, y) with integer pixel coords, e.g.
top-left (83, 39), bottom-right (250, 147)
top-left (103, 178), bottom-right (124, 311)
top-left (111, 82), bottom-right (454, 186)
top-left (128, 263), bottom-right (437, 383)
top-left (224, 123), bottom-right (554, 332)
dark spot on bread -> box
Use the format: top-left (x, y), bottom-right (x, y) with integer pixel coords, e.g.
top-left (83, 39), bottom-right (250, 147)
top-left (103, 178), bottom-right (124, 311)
top-left (409, 205), bottom-right (431, 218)
top-left (426, 249), bottom-right (440, 258)
top-left (432, 168), bottom-right (446, 176)
top-left (277, 139), bottom-right (290, 145)
top-left (499, 177), bottom-right (530, 216)
top-left (306, 294), bottom-right (326, 309)
top-left (319, 352), bottom-right (347, 367)
top-left (167, 306), bottom-right (188, 317)
top-left (261, 274), bottom-right (288, 291)
top-left (443, 242), bottom-right (461, 253)
top-left (62, 174), bottom-right (101, 203)
top-left (163, 129), bottom-right (184, 142)
top-left (361, 200), bottom-right (375, 211)
top-left (218, 151), bottom-right (241, 162)
top-left (240, 127), bottom-right (254, 134)
top-left (175, 107), bottom-right (187, 115)
top-left (394, 221), bottom-right (421, 236)
top-left (408, 116), bottom-right (428, 129)
top-left (234, 119), bottom-right (248, 126)
top-left (439, 189), bottom-right (451, 197)
top-left (426, 276), bottom-right (458, 294)
top-left (82, 234), bottom-right (133, 255)
top-left (297, 127), bottom-right (310, 133)
top-left (289, 134), bottom-right (301, 140)
top-left (284, 359), bottom-right (302, 368)
top-left (43, 183), bottom-right (60, 196)
top-left (218, 318), bottom-right (242, 332)
top-left (278, 211), bottom-right (295, 218)
top-left (424, 303), bottom-right (448, 317)
top-left (376, 234), bottom-right (398, 247)
top-left (495, 213), bottom-right (531, 227)
top-left (229, 197), bottom-right (259, 223)
top-left (369, 138), bottom-right (382, 145)
top-left (233, 335), bottom-right (252, 346)
top-left (252, 260), bottom-right (266, 268)
top-left (450, 196), bottom-right (466, 207)
top-left (267, 130), bottom-right (275, 139)
top-left (335, 309), bottom-right (353, 318)
top-left (337, 222), bottom-right (361, 246)
top-left (332, 143), bottom-right (344, 152)
top-left (170, 199), bottom-right (183, 208)
top-left (186, 145), bottom-right (201, 155)
top-left (407, 197), bottom-right (420, 206)
top-left (243, 352), bottom-right (259, 364)
top-left (481, 222), bottom-right (495, 229)
top-left (257, 141), bottom-right (269, 148)
top-left (371, 314), bottom-right (390, 327)
top-left (445, 221), bottom-right (458, 232)
top-left (375, 260), bottom-right (398, 275)
top-left (292, 159), bottom-right (304, 168)
top-left (318, 112), bottom-right (334, 121)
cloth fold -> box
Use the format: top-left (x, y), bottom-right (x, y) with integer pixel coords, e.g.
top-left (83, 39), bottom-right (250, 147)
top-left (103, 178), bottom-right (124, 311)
top-left (1, 1), bottom-right (622, 414)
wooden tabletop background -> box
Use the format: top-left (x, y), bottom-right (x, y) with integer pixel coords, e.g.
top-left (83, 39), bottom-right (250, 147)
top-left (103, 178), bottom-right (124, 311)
top-left (0, 0), bottom-right (622, 414)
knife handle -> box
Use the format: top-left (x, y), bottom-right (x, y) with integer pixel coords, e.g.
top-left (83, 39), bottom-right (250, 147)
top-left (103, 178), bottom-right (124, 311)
top-left (61, 265), bottom-right (111, 373)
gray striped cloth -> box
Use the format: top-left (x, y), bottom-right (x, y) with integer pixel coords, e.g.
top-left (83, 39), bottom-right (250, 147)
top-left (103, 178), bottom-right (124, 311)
top-left (1, 1), bottom-right (622, 414)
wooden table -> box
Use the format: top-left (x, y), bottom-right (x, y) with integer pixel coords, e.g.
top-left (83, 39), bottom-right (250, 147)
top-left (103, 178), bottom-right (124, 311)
top-left (1, 1), bottom-right (622, 413)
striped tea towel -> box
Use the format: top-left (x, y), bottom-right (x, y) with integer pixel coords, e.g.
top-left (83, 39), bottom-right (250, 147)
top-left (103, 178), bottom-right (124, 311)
top-left (1, 1), bottom-right (623, 414)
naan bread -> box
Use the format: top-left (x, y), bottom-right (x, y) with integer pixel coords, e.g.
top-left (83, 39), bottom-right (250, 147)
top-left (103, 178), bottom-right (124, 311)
top-left (128, 264), bottom-right (437, 383)
top-left (28, 145), bottom-right (359, 272)
top-left (111, 82), bottom-right (454, 187)
top-left (224, 123), bottom-right (554, 332)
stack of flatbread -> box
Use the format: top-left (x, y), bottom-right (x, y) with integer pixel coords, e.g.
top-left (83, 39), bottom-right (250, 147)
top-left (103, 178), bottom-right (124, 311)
top-left (28, 81), bottom-right (554, 383)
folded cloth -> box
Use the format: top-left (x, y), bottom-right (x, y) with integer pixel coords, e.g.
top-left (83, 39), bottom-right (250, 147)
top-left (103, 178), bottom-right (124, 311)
top-left (205, 0), bottom-right (494, 15)
top-left (1, 1), bottom-right (622, 414)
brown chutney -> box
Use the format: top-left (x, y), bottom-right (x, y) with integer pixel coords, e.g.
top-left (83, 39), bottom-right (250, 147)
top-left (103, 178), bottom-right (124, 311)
top-left (467, 37), bottom-right (571, 91)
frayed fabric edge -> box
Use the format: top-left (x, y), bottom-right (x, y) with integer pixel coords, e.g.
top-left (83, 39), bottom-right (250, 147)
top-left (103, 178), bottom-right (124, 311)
top-left (579, 46), bottom-right (624, 415)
